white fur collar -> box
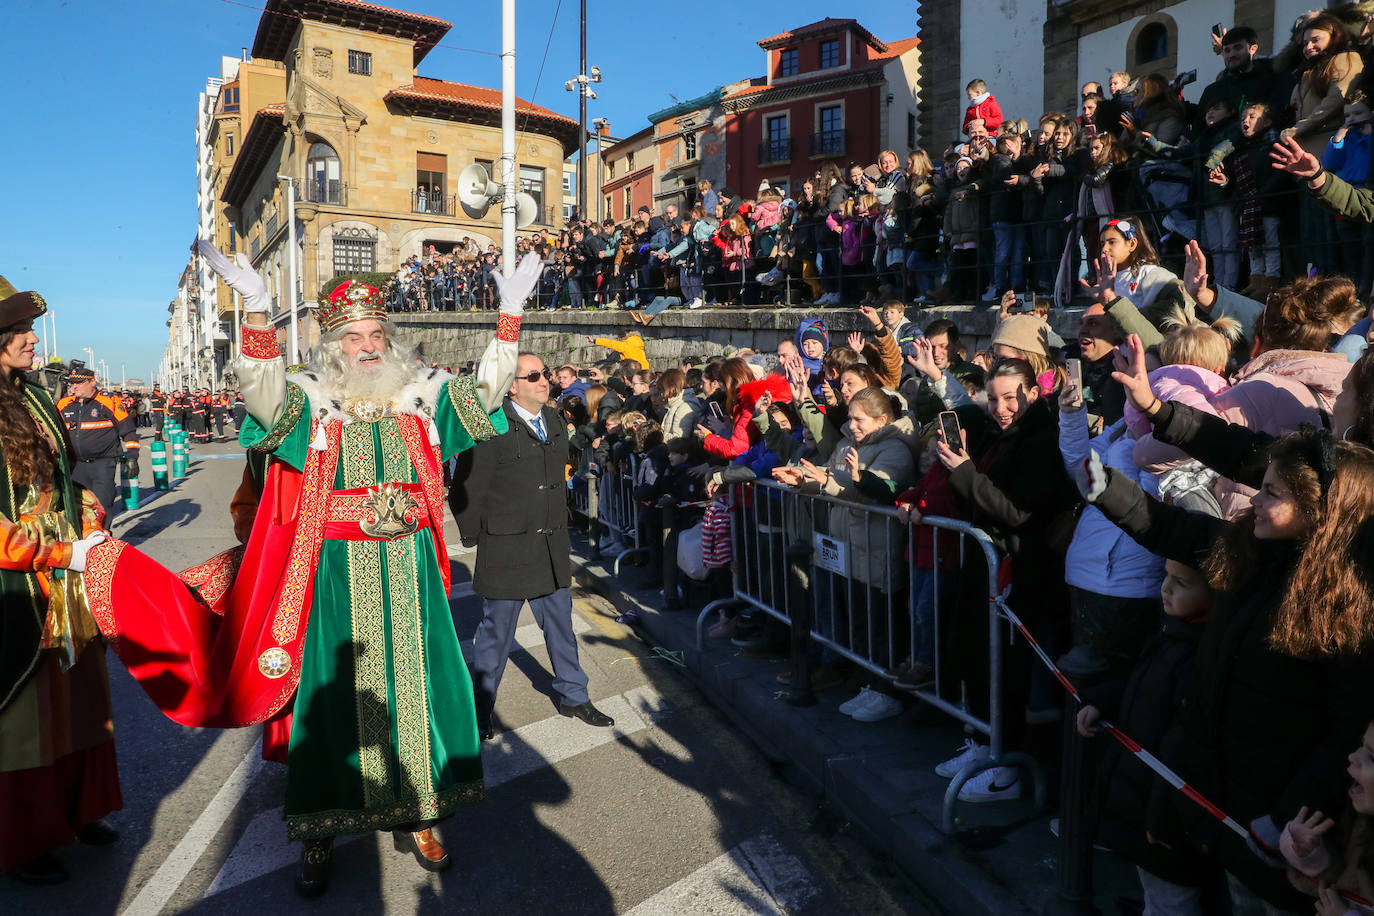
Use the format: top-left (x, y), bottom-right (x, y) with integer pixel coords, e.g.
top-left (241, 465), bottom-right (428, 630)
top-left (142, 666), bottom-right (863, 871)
top-left (288, 366), bottom-right (455, 424)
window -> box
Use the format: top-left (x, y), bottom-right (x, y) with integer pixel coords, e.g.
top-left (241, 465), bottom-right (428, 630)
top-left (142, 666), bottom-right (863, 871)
top-left (226, 133), bottom-right (235, 156)
top-left (819, 39), bottom-right (840, 69)
top-left (683, 133), bottom-right (697, 159)
top-left (519, 165), bottom-right (545, 212)
top-left (626, 151), bottom-right (635, 171)
top-left (604, 195), bottom-right (612, 217)
top-left (347, 49), bottom-right (372, 76)
top-left (1136, 23), bottom-right (1168, 63)
top-left (563, 172), bottom-right (574, 193)
top-left (475, 158), bottom-right (495, 181)
top-left (227, 222), bottom-right (237, 255)
top-left (623, 186), bottom-right (632, 217)
top-left (778, 48), bottom-right (799, 77)
top-left (306, 142), bottom-right (341, 204)
top-left (332, 229), bottom-right (376, 275)
top-left (562, 204), bottom-right (574, 221)
top-left (763, 114), bottom-right (789, 162)
top-left (222, 86), bottom-right (239, 113)
top-left (907, 114), bottom-right (917, 152)
top-left (416, 151), bottom-right (447, 213)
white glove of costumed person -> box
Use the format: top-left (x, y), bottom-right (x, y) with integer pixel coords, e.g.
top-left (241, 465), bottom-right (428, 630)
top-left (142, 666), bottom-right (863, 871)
top-left (196, 239), bottom-right (270, 313)
top-left (492, 252), bottom-right (543, 316)
top-left (1073, 451), bottom-right (1108, 503)
top-left (62, 531), bottom-right (109, 574)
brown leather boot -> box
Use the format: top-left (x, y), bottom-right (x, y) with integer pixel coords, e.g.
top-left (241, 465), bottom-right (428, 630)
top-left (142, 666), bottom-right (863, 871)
top-left (393, 828), bottom-right (451, 872)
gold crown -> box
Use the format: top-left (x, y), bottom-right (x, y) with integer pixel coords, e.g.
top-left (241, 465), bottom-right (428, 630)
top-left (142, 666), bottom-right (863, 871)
top-left (316, 280), bottom-right (387, 334)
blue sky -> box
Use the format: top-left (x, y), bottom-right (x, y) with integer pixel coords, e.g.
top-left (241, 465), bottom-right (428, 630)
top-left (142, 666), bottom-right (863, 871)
top-left (0, 1), bottom-right (917, 380)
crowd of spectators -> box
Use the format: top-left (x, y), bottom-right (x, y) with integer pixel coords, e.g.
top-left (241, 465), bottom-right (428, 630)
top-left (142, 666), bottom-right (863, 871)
top-left (550, 25), bottom-right (1374, 894)
top-left (386, 10), bottom-right (1374, 326)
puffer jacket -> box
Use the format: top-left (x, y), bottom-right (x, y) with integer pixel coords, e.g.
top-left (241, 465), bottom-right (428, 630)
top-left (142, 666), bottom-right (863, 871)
top-left (751, 199), bottom-right (782, 231)
top-left (1206, 348), bottom-right (1350, 517)
top-left (802, 422), bottom-right (916, 589)
top-left (661, 391), bottom-right (702, 446)
top-left (1060, 410), bottom-right (1164, 600)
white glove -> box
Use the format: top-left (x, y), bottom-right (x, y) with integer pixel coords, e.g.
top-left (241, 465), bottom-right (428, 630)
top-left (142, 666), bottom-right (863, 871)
top-left (196, 239), bottom-right (270, 313)
top-left (63, 531), bottom-right (109, 573)
top-left (1072, 451), bottom-right (1108, 503)
top-left (492, 252), bottom-right (543, 316)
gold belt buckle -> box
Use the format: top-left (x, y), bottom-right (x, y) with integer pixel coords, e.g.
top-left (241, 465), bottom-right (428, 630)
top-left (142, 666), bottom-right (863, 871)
top-left (359, 482), bottom-right (421, 540)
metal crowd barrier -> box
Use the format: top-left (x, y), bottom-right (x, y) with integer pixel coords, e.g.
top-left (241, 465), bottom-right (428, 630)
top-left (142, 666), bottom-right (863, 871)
top-left (693, 478), bottom-right (1046, 833)
top-left (566, 450), bottom-right (647, 576)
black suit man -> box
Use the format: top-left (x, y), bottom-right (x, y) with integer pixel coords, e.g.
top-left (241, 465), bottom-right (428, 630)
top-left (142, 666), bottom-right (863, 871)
top-left (451, 352), bottom-right (614, 739)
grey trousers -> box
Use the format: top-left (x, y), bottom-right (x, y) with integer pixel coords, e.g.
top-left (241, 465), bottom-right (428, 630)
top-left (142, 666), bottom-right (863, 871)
top-left (471, 587), bottom-right (590, 706)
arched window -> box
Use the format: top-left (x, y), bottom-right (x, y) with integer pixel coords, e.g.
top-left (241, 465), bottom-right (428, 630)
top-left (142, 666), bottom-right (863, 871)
top-left (1135, 22), bottom-right (1169, 64)
top-left (306, 141), bottom-right (341, 204)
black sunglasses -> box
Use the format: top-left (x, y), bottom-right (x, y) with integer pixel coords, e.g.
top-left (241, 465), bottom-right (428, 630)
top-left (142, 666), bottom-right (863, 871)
top-left (520, 369), bottom-right (553, 383)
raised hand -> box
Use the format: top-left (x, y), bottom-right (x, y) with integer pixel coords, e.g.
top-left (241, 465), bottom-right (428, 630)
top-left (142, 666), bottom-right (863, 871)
top-left (1270, 135), bottom-right (1323, 182)
top-left (858, 304), bottom-right (883, 329)
top-left (493, 251), bottom-right (543, 315)
top-left (1060, 381), bottom-right (1084, 414)
top-left (196, 239), bottom-right (269, 312)
top-left (1110, 334), bottom-right (1156, 416)
top-left (843, 446), bottom-right (860, 478)
top-left (906, 336), bottom-right (941, 382)
top-left (1286, 807), bottom-right (1336, 861)
top-left (999, 289), bottom-right (1018, 320)
top-left (847, 331), bottom-right (865, 352)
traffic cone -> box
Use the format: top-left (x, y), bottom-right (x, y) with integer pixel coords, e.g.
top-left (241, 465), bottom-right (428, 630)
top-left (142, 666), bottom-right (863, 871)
top-left (171, 432), bottom-right (188, 480)
top-left (122, 459), bottom-right (140, 511)
top-left (150, 440), bottom-right (169, 490)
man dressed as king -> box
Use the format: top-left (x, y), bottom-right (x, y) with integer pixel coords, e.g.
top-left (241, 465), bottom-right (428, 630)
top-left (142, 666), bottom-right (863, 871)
top-left (83, 243), bottom-right (542, 896)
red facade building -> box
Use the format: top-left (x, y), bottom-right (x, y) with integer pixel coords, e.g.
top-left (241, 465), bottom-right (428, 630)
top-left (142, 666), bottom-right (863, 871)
top-left (719, 19), bottom-right (919, 199)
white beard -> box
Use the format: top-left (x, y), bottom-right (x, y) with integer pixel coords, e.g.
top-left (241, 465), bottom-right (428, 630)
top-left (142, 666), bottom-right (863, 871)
top-left (310, 345), bottom-right (419, 404)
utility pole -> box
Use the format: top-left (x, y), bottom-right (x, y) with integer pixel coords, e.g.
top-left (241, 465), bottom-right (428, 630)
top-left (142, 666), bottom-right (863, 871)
top-left (578, 0), bottom-right (587, 221)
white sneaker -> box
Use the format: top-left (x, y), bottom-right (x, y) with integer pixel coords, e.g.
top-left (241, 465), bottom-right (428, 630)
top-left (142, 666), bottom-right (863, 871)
top-left (838, 687), bottom-right (874, 716)
top-left (935, 739), bottom-right (990, 778)
top-left (957, 765), bottom-right (1022, 802)
top-left (687, 297), bottom-right (704, 309)
top-left (852, 691), bottom-right (904, 722)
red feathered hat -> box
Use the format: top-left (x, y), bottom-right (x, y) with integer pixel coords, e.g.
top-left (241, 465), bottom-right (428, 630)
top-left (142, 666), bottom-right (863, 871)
top-left (736, 375), bottom-right (792, 414)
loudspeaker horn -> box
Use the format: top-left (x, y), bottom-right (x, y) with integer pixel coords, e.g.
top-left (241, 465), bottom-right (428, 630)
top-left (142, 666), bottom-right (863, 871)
top-left (457, 163), bottom-right (500, 218)
top-left (515, 191), bottom-right (539, 229)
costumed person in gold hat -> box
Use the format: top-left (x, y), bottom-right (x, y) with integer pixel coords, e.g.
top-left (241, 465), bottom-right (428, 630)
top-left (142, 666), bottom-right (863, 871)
top-left (79, 244), bottom-right (541, 897)
top-left (0, 277), bottom-right (121, 883)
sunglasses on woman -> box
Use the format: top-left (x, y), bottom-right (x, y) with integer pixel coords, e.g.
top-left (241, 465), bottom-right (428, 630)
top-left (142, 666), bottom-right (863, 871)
top-left (520, 368), bottom-right (553, 382)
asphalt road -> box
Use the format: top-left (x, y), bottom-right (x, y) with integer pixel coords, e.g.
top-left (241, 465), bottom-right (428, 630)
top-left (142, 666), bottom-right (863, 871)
top-left (0, 433), bottom-right (932, 915)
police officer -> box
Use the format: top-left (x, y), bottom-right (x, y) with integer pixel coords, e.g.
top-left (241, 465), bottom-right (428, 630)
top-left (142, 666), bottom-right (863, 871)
top-left (57, 366), bottom-right (140, 519)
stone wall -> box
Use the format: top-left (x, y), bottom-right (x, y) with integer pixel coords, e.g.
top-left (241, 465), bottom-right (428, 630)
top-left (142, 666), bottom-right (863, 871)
top-left (390, 305), bottom-right (1086, 370)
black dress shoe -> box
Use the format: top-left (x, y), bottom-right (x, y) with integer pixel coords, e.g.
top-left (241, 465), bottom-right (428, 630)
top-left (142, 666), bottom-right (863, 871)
top-left (474, 690), bottom-right (495, 741)
top-left (13, 852), bottom-right (68, 885)
top-left (558, 700), bottom-right (615, 727)
top-left (76, 818), bottom-right (119, 846)
top-left (295, 838), bottom-right (333, 898)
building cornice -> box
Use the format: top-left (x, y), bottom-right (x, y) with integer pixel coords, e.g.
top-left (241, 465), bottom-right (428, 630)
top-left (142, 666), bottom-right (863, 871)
top-left (722, 68), bottom-right (885, 113)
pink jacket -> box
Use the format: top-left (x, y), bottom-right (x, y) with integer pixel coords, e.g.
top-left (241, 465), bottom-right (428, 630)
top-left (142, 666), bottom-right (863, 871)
top-left (1163, 350), bottom-right (1349, 519)
top-left (752, 199), bottom-right (781, 231)
top-left (1129, 365), bottom-right (1230, 471)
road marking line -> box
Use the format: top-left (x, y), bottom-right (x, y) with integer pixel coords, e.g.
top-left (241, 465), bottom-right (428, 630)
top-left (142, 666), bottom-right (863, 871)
top-left (122, 743), bottom-right (264, 916)
top-left (622, 832), bottom-right (818, 916)
top-left (203, 686), bottom-right (668, 898)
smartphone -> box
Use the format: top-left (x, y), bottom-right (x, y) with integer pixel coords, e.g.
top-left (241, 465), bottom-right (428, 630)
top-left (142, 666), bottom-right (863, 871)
top-left (708, 401), bottom-right (726, 423)
top-left (938, 411), bottom-right (963, 453)
top-left (1212, 22), bottom-right (1225, 39)
top-left (1066, 358), bottom-right (1082, 393)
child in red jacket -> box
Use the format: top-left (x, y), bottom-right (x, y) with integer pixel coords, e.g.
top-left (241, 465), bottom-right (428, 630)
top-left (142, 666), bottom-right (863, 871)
top-left (963, 78), bottom-right (1004, 136)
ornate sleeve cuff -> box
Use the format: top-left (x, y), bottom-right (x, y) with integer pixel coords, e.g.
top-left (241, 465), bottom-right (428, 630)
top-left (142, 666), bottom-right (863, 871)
top-left (496, 312), bottom-right (522, 343)
top-left (241, 324), bottom-right (281, 361)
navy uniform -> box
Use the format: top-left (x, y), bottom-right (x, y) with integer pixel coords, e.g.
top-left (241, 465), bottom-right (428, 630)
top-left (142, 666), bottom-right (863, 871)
top-left (57, 370), bottom-right (139, 519)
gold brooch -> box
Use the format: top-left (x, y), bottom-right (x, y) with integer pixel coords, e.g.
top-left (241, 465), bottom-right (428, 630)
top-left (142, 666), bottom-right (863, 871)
top-left (342, 398), bottom-right (390, 423)
top-left (258, 646), bottom-right (292, 679)
top-left (360, 483), bottom-right (421, 540)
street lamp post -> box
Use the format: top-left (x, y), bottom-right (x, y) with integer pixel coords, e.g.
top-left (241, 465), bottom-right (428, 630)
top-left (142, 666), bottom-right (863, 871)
top-left (565, 41), bottom-right (601, 222)
top-left (277, 175), bottom-right (300, 364)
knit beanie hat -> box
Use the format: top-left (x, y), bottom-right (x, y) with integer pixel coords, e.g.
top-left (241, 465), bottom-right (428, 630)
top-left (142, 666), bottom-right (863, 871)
top-left (800, 325), bottom-right (828, 348)
top-left (989, 314), bottom-right (1049, 357)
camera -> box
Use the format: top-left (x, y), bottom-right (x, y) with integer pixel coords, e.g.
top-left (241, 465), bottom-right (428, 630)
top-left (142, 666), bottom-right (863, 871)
top-left (576, 369), bottom-right (594, 379)
top-left (1171, 70), bottom-right (1198, 91)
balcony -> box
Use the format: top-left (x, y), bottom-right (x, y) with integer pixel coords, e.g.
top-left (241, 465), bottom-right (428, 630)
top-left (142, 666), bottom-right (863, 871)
top-left (300, 179), bottom-right (344, 205)
top-left (757, 139), bottom-right (792, 165)
top-left (411, 189), bottom-right (457, 216)
top-left (810, 129), bottom-right (847, 157)
top-left (265, 213), bottom-right (279, 239)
